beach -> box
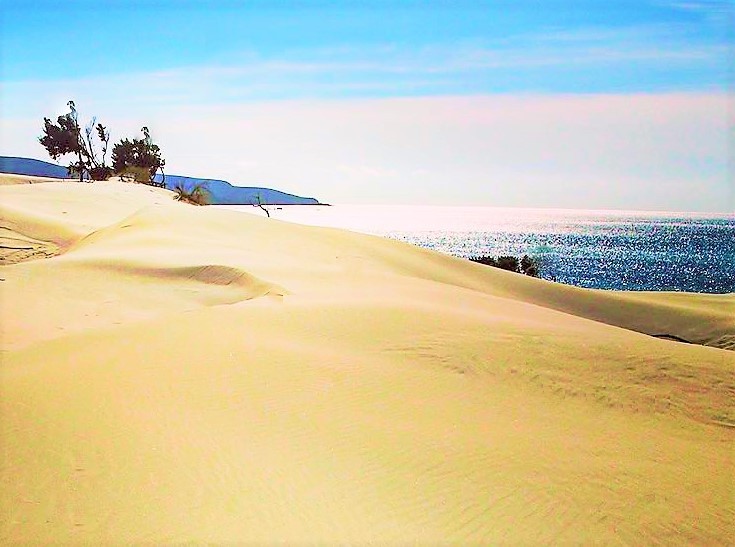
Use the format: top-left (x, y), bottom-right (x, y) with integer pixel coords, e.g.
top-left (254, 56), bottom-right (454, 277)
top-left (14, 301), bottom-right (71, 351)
top-left (1, 177), bottom-right (733, 543)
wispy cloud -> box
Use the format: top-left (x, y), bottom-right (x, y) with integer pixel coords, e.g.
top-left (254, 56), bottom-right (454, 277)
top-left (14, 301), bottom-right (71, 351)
top-left (2, 20), bottom-right (729, 120)
top-left (659, 0), bottom-right (733, 12)
top-left (654, 0), bottom-right (735, 26)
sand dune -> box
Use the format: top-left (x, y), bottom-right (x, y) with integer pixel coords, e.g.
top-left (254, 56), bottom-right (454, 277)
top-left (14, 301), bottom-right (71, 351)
top-left (1, 180), bottom-right (733, 543)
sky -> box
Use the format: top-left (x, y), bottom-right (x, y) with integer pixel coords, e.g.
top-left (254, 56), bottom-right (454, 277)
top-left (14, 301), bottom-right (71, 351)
top-left (1, 0), bottom-right (733, 211)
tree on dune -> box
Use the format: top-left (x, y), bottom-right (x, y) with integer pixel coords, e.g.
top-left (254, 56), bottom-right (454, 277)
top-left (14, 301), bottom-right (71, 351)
top-left (39, 101), bottom-right (165, 185)
top-left (39, 100), bottom-right (112, 182)
top-left (111, 126), bottom-right (166, 185)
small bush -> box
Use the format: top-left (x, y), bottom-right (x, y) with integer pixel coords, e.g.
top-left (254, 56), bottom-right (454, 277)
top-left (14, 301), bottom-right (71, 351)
top-left (89, 165), bottom-right (113, 181)
top-left (119, 166), bottom-right (154, 184)
top-left (496, 256), bottom-right (520, 272)
top-left (111, 126), bottom-right (165, 184)
top-left (470, 254), bottom-right (539, 277)
top-left (520, 255), bottom-right (538, 277)
top-left (469, 255), bottom-right (498, 267)
top-left (173, 183), bottom-right (209, 205)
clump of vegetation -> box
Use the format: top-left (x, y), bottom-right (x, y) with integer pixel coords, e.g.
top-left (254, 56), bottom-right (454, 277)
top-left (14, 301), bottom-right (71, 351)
top-left (111, 126), bottom-right (165, 185)
top-left (469, 254), bottom-right (540, 277)
top-left (173, 182), bottom-right (209, 205)
top-left (39, 100), bottom-right (112, 182)
top-left (39, 100), bottom-right (164, 185)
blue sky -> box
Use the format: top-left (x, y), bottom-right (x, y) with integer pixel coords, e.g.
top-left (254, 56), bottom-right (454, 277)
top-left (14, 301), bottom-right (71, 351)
top-left (1, 0), bottom-right (733, 211)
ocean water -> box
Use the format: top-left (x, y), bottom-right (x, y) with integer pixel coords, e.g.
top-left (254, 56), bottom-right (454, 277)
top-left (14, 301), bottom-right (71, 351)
top-left (219, 205), bottom-right (735, 294)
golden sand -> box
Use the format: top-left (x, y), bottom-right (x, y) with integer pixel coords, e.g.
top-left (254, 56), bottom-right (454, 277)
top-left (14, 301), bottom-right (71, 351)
top-left (1, 178), bottom-right (733, 543)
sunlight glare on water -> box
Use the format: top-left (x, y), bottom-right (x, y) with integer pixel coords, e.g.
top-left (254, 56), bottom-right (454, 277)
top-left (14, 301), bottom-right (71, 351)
top-left (220, 204), bottom-right (650, 233)
top-left (218, 204), bottom-right (735, 293)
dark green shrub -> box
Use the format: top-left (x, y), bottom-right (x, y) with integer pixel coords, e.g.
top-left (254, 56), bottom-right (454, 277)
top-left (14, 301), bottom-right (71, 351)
top-left (496, 256), bottom-right (520, 272)
top-left (39, 100), bottom-right (112, 181)
top-left (520, 255), bottom-right (539, 277)
top-left (469, 256), bottom-right (498, 267)
top-left (89, 166), bottom-right (113, 181)
top-left (111, 127), bottom-right (165, 184)
top-left (469, 254), bottom-right (540, 277)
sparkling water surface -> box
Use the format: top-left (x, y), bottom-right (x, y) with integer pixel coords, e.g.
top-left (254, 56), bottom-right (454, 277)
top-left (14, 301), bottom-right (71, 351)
top-left (219, 205), bottom-right (735, 293)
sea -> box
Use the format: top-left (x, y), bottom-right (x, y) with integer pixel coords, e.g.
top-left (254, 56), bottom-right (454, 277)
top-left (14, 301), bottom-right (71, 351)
top-left (219, 205), bottom-right (735, 294)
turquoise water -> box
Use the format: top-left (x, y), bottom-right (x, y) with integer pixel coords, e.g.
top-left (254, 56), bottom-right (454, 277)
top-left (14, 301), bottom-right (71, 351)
top-left (220, 205), bottom-right (735, 293)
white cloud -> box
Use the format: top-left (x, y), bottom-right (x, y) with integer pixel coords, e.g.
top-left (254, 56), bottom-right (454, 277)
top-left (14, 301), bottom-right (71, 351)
top-left (22, 92), bottom-right (728, 211)
top-left (4, 92), bottom-right (731, 211)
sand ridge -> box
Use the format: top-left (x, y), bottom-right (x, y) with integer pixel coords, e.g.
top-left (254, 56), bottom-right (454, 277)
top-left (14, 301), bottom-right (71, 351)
top-left (1, 180), bottom-right (733, 543)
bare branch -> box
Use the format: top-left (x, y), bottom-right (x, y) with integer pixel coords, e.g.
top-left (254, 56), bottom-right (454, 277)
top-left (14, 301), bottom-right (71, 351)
top-left (252, 193), bottom-right (270, 217)
top-left (84, 118), bottom-right (99, 168)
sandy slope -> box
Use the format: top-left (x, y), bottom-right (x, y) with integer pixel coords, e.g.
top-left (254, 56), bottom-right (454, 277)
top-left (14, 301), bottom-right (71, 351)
top-left (1, 181), bottom-right (733, 543)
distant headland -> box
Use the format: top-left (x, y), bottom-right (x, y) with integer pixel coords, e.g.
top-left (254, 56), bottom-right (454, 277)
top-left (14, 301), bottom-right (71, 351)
top-left (0, 156), bottom-right (323, 206)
